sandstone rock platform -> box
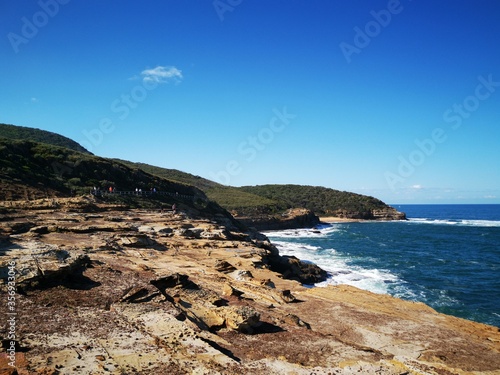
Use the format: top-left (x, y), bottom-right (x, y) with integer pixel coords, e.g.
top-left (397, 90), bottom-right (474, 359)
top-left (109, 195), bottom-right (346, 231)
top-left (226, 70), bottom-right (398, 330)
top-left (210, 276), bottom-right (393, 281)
top-left (0, 197), bottom-right (499, 374)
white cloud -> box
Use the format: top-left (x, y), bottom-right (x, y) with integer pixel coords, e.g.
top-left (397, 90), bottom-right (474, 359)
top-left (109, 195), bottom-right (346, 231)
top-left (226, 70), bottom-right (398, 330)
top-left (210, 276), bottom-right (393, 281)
top-left (141, 66), bottom-right (183, 84)
top-left (31, 97), bottom-right (38, 103)
top-left (410, 184), bottom-right (423, 189)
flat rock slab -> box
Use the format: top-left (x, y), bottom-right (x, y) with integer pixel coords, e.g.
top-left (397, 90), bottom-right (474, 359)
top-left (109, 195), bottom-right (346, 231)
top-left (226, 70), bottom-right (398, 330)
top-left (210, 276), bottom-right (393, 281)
top-left (0, 199), bottom-right (499, 374)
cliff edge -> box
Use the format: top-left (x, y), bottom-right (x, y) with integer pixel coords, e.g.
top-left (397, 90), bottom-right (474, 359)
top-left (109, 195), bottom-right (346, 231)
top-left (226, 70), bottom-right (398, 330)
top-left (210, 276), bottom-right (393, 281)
top-left (236, 208), bottom-right (321, 231)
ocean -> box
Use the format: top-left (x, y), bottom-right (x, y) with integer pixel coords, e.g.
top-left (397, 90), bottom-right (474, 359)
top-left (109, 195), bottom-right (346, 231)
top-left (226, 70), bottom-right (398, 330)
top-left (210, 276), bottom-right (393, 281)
top-left (265, 204), bottom-right (500, 328)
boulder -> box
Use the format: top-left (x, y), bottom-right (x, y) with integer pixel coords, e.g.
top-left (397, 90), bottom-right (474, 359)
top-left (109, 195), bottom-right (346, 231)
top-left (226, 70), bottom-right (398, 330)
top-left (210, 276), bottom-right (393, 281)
top-left (0, 251), bottom-right (92, 290)
top-left (279, 289), bottom-right (296, 303)
top-left (157, 227), bottom-right (173, 235)
top-left (223, 306), bottom-right (260, 333)
top-left (118, 234), bottom-right (155, 248)
top-left (150, 273), bottom-right (198, 294)
top-left (267, 255), bottom-right (327, 284)
top-left (222, 283), bottom-right (244, 297)
top-left (214, 260), bottom-right (237, 274)
top-left (230, 270), bottom-right (253, 281)
top-left (175, 228), bottom-right (204, 239)
top-left (29, 226), bottom-right (50, 234)
top-left (283, 313), bottom-right (310, 329)
top-left (200, 229), bottom-right (227, 240)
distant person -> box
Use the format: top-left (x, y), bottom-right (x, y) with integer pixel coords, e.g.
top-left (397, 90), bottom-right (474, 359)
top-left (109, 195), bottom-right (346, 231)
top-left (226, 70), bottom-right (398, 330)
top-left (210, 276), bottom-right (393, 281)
top-left (109, 186), bottom-right (113, 193)
top-left (172, 203), bottom-right (177, 214)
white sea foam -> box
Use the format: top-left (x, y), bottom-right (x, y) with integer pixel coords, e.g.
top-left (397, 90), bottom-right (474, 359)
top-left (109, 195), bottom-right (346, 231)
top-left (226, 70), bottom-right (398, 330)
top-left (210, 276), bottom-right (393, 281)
top-left (408, 218), bottom-right (500, 227)
top-left (270, 239), bottom-right (406, 296)
top-left (460, 219), bottom-right (500, 227)
top-left (264, 224), bottom-right (340, 238)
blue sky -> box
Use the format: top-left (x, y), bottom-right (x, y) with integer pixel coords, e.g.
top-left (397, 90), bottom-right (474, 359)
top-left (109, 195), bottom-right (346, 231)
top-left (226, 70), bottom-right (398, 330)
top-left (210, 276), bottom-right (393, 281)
top-left (1, 0), bottom-right (499, 204)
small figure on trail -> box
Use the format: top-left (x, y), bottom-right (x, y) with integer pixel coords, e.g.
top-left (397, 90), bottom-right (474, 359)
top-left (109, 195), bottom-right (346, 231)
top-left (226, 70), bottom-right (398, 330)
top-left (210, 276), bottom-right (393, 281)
top-left (172, 203), bottom-right (177, 214)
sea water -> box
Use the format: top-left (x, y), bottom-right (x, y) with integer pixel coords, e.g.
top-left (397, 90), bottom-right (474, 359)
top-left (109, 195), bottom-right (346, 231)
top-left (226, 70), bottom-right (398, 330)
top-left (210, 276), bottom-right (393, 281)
top-left (265, 204), bottom-right (500, 328)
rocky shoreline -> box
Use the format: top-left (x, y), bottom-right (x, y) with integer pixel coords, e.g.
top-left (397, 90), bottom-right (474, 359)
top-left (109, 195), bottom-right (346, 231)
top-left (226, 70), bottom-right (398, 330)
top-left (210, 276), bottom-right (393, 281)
top-left (1, 197), bottom-right (499, 374)
top-left (236, 208), bottom-right (321, 231)
top-left (236, 206), bottom-right (407, 232)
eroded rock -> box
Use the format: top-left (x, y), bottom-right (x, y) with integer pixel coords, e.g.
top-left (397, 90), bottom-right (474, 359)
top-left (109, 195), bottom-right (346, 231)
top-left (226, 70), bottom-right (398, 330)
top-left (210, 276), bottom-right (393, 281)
top-left (223, 306), bottom-right (261, 333)
top-left (214, 260), bottom-right (237, 274)
top-left (279, 289), bottom-right (296, 303)
top-left (1, 200), bottom-right (499, 375)
top-left (268, 255), bottom-right (327, 284)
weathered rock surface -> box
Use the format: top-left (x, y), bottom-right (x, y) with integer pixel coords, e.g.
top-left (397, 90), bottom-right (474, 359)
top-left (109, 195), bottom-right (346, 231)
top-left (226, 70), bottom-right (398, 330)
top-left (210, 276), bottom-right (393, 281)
top-left (237, 208), bottom-right (321, 230)
top-left (327, 207), bottom-right (406, 221)
top-left (0, 197), bottom-right (499, 374)
top-left (371, 207), bottom-right (407, 220)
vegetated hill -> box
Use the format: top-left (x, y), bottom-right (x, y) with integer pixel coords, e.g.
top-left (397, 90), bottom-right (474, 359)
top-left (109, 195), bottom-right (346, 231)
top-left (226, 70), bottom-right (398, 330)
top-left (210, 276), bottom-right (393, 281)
top-left (115, 160), bottom-right (403, 219)
top-left (0, 124), bottom-right (402, 220)
top-left (238, 184), bottom-right (404, 219)
top-left (115, 159), bottom-right (280, 213)
top-left (203, 185), bottom-right (282, 215)
top-left (113, 159), bottom-right (219, 191)
top-left (0, 123), bottom-right (91, 154)
top-left (0, 138), bottom-right (231, 218)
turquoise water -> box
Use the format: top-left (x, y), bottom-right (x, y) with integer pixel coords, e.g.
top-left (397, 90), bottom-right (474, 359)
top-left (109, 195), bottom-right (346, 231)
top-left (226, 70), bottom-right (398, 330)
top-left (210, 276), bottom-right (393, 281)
top-left (265, 204), bottom-right (500, 327)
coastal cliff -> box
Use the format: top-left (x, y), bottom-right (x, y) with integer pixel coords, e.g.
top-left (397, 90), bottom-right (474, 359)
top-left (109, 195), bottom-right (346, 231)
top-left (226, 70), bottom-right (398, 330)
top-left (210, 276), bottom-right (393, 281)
top-left (0, 132), bottom-right (406, 227)
top-left (325, 207), bottom-right (407, 221)
top-left (1, 197), bottom-right (499, 375)
top-left (236, 208), bottom-right (321, 231)
top-left (236, 206), bottom-right (406, 231)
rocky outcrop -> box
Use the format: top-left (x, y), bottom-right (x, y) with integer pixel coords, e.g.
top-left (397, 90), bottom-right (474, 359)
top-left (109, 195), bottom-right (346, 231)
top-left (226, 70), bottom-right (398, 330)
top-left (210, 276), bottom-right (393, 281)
top-left (0, 197), bottom-right (499, 375)
top-left (371, 207), bottom-right (406, 220)
top-left (237, 208), bottom-right (320, 231)
top-left (238, 206), bottom-right (406, 231)
top-left (267, 255), bottom-right (328, 284)
top-left (328, 207), bottom-right (406, 220)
